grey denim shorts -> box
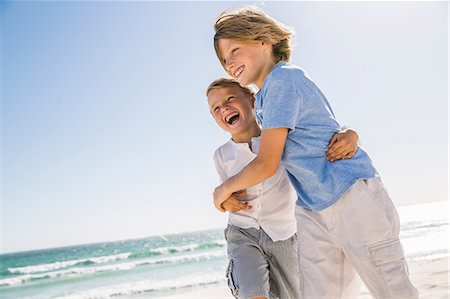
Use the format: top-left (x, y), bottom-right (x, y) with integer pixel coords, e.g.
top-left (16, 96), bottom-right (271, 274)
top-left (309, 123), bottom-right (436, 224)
top-left (224, 225), bottom-right (300, 299)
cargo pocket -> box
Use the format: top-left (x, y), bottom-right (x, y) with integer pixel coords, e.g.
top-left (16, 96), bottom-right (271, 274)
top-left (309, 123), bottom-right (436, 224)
top-left (226, 259), bottom-right (239, 298)
top-left (368, 239), bottom-right (416, 298)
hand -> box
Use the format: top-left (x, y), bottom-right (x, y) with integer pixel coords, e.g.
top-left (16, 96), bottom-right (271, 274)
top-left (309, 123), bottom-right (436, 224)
top-left (326, 129), bottom-right (359, 162)
top-left (222, 192), bottom-right (252, 213)
top-left (213, 184), bottom-right (232, 212)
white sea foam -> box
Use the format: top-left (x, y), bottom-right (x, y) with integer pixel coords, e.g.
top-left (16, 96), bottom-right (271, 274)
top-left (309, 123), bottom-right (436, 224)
top-left (152, 244), bottom-right (198, 254)
top-left (0, 263), bottom-right (136, 287)
top-left (150, 249), bottom-right (225, 265)
top-left (7, 252), bottom-right (131, 275)
top-left (54, 272), bottom-right (226, 299)
top-left (0, 250), bottom-right (226, 287)
top-left (151, 240), bottom-right (225, 254)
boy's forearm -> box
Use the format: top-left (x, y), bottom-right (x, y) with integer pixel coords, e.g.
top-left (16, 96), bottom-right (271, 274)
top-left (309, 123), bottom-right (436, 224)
top-left (222, 156), bottom-right (277, 194)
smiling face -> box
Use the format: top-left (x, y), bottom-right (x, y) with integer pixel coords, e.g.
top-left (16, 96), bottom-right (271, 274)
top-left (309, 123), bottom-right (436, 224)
top-left (207, 85), bottom-right (260, 143)
top-left (217, 39), bottom-right (276, 89)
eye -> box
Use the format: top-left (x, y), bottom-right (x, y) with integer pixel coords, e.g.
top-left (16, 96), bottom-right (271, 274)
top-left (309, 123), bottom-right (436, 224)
top-left (213, 107), bottom-right (219, 113)
top-left (231, 48), bottom-right (239, 54)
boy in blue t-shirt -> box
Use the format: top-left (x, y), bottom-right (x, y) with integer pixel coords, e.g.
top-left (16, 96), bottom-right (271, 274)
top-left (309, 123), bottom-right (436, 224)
top-left (211, 6), bottom-right (418, 299)
top-left (207, 78), bottom-right (357, 299)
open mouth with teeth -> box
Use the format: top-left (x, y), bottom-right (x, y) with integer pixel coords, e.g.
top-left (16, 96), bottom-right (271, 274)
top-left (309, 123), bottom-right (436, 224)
top-left (234, 66), bottom-right (244, 78)
top-left (225, 112), bottom-right (240, 125)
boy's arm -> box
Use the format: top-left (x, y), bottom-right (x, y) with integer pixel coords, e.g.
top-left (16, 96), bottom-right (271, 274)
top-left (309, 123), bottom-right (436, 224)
top-left (213, 128), bottom-right (288, 212)
top-left (213, 149), bottom-right (252, 213)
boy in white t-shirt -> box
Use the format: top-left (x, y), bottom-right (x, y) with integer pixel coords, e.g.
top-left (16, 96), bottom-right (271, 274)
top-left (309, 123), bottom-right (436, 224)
top-left (207, 78), bottom-right (358, 299)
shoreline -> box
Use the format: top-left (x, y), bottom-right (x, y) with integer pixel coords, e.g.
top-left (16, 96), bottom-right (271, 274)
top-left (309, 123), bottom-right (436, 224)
top-left (165, 256), bottom-right (449, 299)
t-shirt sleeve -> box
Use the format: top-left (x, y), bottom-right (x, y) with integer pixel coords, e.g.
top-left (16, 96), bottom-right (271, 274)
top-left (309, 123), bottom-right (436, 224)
top-left (260, 80), bottom-right (302, 132)
top-left (213, 149), bottom-right (229, 184)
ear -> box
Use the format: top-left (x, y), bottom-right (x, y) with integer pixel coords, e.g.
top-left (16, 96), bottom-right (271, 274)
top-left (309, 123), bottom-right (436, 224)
top-left (261, 42), bottom-right (272, 50)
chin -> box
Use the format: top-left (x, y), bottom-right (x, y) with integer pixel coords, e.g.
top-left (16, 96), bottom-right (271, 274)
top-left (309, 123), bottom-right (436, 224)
top-left (237, 78), bottom-right (249, 87)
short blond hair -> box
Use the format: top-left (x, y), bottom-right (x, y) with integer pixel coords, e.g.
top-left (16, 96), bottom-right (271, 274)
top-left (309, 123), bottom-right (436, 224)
top-left (206, 77), bottom-right (255, 98)
top-left (214, 6), bottom-right (294, 66)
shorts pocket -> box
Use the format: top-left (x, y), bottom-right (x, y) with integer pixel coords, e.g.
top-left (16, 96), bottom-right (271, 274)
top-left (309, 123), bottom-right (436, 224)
top-left (226, 259), bottom-right (239, 298)
top-left (369, 239), bottom-right (404, 266)
top-left (368, 239), bottom-right (416, 298)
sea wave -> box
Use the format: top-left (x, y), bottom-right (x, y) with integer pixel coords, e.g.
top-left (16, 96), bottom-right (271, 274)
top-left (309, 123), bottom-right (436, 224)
top-left (0, 263), bottom-right (137, 287)
top-left (7, 253), bottom-right (131, 275)
top-left (6, 241), bottom-right (226, 276)
top-left (130, 240), bottom-right (225, 258)
top-left (407, 249), bottom-right (449, 262)
top-left (400, 220), bottom-right (448, 238)
top-left (54, 272), bottom-right (226, 299)
top-left (0, 250), bottom-right (226, 287)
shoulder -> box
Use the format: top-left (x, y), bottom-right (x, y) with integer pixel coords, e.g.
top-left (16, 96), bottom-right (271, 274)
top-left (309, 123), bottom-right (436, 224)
top-left (214, 140), bottom-right (234, 161)
top-left (262, 64), bottom-right (317, 99)
top-left (262, 64), bottom-right (309, 91)
top-left (270, 63), bottom-right (308, 81)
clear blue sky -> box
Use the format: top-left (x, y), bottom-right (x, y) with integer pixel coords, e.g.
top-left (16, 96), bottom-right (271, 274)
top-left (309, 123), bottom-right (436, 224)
top-left (1, 1), bottom-right (448, 253)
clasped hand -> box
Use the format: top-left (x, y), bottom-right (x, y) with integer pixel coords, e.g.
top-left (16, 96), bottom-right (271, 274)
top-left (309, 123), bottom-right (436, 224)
top-left (213, 187), bottom-right (252, 213)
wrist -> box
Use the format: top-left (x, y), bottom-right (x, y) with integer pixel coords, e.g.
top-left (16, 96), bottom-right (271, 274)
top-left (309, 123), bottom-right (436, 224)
top-left (221, 180), bottom-right (233, 195)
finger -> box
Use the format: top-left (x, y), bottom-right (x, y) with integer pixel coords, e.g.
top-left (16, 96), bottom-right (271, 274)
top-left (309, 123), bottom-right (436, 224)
top-left (215, 198), bottom-right (226, 212)
top-left (231, 201), bottom-right (251, 210)
top-left (233, 205), bottom-right (247, 212)
top-left (223, 203), bottom-right (239, 213)
top-left (327, 134), bottom-right (338, 148)
top-left (327, 140), bottom-right (345, 155)
top-left (343, 151), bottom-right (356, 159)
top-left (243, 202), bottom-right (252, 209)
top-left (334, 146), bottom-right (351, 158)
top-left (224, 201), bottom-right (248, 212)
top-left (226, 196), bottom-right (241, 203)
top-left (216, 205), bottom-right (226, 212)
top-left (216, 201), bottom-right (225, 212)
top-left (326, 143), bottom-right (345, 160)
top-left (219, 203), bottom-right (227, 212)
top-left (328, 146), bottom-right (349, 161)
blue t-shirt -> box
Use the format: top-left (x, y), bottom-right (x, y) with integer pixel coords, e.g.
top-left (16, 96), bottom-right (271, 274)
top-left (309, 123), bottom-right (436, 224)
top-left (255, 61), bottom-right (377, 211)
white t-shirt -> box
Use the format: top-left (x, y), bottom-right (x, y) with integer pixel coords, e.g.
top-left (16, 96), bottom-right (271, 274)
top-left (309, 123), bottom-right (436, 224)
top-left (213, 136), bottom-right (297, 242)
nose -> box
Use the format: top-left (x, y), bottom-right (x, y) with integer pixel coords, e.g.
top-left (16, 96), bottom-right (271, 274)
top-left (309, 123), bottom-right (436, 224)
top-left (224, 58), bottom-right (234, 73)
top-left (221, 104), bottom-right (230, 115)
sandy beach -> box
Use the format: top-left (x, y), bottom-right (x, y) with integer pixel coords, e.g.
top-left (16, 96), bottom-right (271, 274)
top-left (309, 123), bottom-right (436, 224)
top-left (168, 254), bottom-right (449, 299)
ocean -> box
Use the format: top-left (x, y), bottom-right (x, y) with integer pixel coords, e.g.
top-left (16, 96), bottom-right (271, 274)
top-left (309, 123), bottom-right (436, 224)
top-left (0, 201), bottom-right (448, 298)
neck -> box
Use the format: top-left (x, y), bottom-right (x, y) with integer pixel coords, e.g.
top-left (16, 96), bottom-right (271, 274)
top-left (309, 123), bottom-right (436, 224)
top-left (255, 58), bottom-right (278, 89)
top-left (231, 124), bottom-right (261, 144)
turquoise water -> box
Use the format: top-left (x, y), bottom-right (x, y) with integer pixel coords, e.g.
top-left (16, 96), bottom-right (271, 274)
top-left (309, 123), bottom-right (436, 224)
top-left (0, 229), bottom-right (228, 298)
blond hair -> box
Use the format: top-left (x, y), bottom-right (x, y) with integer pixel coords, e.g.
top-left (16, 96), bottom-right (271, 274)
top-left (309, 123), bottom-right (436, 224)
top-left (214, 6), bottom-right (294, 66)
top-left (206, 77), bottom-right (255, 98)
